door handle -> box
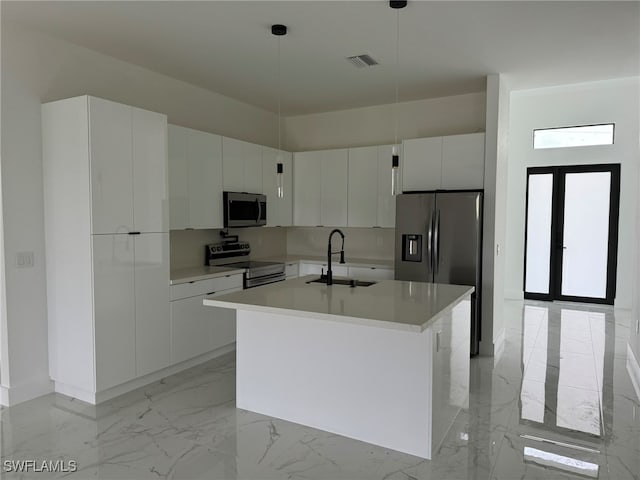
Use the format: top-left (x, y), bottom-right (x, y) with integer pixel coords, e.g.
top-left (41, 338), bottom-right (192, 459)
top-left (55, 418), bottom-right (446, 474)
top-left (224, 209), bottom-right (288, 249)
top-left (427, 211), bottom-right (434, 272)
top-left (434, 210), bottom-right (441, 275)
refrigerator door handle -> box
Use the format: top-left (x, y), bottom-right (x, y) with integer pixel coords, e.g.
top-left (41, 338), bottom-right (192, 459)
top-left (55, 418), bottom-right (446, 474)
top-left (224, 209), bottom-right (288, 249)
top-left (434, 209), bottom-right (441, 274)
top-left (427, 210), bottom-right (434, 273)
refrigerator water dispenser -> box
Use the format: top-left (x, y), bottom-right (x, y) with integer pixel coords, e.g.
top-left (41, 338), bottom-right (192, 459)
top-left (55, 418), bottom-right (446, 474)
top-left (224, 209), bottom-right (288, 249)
top-left (402, 234), bottom-right (422, 262)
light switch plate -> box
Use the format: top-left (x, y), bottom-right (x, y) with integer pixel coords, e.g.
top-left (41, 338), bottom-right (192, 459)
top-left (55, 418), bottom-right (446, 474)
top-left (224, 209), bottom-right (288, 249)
top-left (16, 251), bottom-right (34, 268)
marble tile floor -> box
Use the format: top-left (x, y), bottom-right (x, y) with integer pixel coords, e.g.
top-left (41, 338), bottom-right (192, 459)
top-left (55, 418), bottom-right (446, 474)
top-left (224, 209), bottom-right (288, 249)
top-left (1, 300), bottom-right (639, 479)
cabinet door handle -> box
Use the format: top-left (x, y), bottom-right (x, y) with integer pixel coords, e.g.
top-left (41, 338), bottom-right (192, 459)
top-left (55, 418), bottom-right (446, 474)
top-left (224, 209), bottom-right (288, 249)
top-left (128, 231), bottom-right (141, 235)
top-left (207, 291), bottom-right (216, 295)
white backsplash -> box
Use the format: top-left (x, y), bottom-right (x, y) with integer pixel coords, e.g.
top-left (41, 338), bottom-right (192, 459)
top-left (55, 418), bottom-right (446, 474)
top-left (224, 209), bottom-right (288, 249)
top-left (171, 226), bottom-right (395, 270)
top-left (286, 227), bottom-right (395, 260)
top-left (170, 227), bottom-right (288, 270)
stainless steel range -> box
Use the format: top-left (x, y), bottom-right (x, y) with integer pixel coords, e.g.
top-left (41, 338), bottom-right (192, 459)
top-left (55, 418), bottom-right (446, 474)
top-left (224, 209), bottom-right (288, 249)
top-left (206, 242), bottom-right (285, 289)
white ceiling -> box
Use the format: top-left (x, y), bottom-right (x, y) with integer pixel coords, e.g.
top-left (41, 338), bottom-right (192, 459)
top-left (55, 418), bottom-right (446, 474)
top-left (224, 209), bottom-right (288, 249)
top-left (4, 1), bottom-right (639, 115)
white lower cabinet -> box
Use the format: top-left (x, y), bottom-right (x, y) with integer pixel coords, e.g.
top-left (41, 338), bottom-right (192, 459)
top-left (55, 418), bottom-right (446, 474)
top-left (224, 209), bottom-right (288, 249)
top-left (298, 262), bottom-right (393, 280)
top-left (134, 233), bottom-right (171, 377)
top-left (92, 235), bottom-right (136, 391)
top-left (348, 266), bottom-right (394, 280)
top-left (299, 262), bottom-right (348, 277)
top-left (93, 233), bottom-right (171, 390)
top-left (285, 262), bottom-right (299, 279)
top-left (170, 275), bottom-right (242, 364)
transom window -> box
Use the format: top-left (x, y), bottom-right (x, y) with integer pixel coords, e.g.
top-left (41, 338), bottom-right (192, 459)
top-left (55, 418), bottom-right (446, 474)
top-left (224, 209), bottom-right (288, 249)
top-left (533, 124), bottom-right (614, 149)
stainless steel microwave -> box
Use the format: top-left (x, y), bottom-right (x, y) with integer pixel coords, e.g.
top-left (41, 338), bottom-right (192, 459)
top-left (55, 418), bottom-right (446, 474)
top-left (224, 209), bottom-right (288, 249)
top-left (223, 192), bottom-right (267, 228)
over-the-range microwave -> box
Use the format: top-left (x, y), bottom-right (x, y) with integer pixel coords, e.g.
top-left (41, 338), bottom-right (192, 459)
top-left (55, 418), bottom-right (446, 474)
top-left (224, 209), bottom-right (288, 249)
top-left (223, 191), bottom-right (267, 228)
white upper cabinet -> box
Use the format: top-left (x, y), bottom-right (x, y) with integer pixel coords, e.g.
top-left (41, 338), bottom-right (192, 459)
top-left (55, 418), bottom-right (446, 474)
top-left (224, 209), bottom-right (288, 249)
top-left (89, 97), bottom-right (134, 234)
top-left (187, 129), bottom-right (223, 229)
top-left (89, 97), bottom-right (168, 234)
top-left (348, 146), bottom-right (378, 227)
top-left (402, 136), bottom-right (442, 192)
top-left (244, 142), bottom-right (263, 193)
top-left (441, 132), bottom-right (485, 189)
top-left (222, 137), bottom-right (263, 194)
top-left (402, 133), bottom-right (485, 191)
top-left (321, 149), bottom-right (349, 227)
top-left (222, 137), bottom-right (244, 191)
top-left (294, 151), bottom-right (322, 226)
top-left (377, 144), bottom-right (400, 228)
top-left (132, 107), bottom-right (169, 233)
top-left (262, 147), bottom-right (293, 227)
top-left (168, 125), bottom-right (223, 230)
top-left (347, 144), bottom-right (399, 228)
top-left (168, 125), bottom-right (189, 229)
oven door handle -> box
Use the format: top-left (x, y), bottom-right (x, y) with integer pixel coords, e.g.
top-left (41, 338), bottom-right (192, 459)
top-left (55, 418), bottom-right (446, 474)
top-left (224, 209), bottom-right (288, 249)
top-left (244, 272), bottom-right (286, 289)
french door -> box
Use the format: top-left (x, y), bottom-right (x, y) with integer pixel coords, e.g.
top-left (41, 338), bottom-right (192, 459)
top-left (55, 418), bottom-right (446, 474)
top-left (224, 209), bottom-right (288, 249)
top-left (524, 164), bottom-right (620, 304)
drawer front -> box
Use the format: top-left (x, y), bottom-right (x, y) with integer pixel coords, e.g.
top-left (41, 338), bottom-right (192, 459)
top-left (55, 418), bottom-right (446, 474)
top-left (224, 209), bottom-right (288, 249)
top-left (171, 274), bottom-right (243, 301)
top-left (285, 262), bottom-right (299, 278)
top-left (300, 262), bottom-right (348, 277)
top-left (348, 266), bottom-right (394, 280)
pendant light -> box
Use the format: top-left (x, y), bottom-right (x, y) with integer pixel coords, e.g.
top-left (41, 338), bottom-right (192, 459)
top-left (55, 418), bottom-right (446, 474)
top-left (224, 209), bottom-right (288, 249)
top-left (272, 24), bottom-right (287, 199)
top-left (390, 1), bottom-right (406, 196)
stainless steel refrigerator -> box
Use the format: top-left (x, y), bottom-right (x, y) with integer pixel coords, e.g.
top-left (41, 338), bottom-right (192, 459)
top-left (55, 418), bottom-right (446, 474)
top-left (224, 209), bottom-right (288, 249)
top-left (394, 191), bottom-right (483, 356)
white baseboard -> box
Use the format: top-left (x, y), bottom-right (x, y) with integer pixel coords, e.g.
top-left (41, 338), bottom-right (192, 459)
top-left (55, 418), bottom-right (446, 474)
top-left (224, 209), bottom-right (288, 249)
top-left (493, 329), bottom-right (506, 365)
top-left (627, 343), bottom-right (640, 402)
top-left (504, 289), bottom-right (524, 301)
top-left (0, 376), bottom-right (53, 406)
top-left (55, 343), bottom-right (236, 405)
top-left (478, 328), bottom-right (506, 358)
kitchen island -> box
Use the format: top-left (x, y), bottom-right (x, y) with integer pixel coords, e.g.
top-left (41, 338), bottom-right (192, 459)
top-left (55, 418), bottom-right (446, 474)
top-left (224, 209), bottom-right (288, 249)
top-left (204, 276), bottom-right (473, 459)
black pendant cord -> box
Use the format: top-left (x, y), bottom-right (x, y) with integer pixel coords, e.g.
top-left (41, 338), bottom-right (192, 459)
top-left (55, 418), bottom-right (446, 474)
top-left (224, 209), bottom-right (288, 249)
top-left (394, 6), bottom-right (400, 149)
top-left (277, 32), bottom-right (282, 154)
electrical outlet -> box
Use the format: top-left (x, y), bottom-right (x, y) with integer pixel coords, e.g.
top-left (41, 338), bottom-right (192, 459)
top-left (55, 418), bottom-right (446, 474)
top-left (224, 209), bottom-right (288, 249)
top-left (436, 331), bottom-right (441, 352)
top-left (16, 251), bottom-right (34, 268)
top-left (636, 317), bottom-right (639, 335)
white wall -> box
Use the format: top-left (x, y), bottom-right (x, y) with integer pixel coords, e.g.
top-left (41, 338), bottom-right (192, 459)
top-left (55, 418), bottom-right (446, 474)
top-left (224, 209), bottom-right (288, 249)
top-left (284, 92), bottom-right (486, 151)
top-left (480, 75), bottom-right (510, 356)
top-left (0, 26), bottom-right (279, 405)
top-left (505, 78), bottom-right (639, 310)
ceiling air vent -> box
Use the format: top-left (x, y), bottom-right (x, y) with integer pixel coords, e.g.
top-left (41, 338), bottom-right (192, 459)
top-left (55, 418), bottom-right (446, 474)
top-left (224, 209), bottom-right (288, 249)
top-left (346, 54), bottom-right (379, 68)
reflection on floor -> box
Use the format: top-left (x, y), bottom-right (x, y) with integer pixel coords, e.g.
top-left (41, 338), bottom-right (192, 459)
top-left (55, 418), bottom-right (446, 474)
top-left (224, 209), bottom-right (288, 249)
top-left (1, 300), bottom-right (639, 479)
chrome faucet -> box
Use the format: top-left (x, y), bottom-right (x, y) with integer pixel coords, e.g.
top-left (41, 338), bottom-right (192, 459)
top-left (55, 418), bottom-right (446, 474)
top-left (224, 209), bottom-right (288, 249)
top-left (326, 229), bottom-right (345, 285)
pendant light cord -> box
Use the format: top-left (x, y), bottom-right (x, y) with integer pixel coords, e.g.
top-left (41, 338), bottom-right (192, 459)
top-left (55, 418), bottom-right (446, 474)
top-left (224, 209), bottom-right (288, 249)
top-left (277, 34), bottom-right (282, 153)
top-left (394, 7), bottom-right (400, 147)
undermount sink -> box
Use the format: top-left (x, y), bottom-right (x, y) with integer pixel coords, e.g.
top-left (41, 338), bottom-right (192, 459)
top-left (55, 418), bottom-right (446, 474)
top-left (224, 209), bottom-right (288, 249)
top-left (306, 277), bottom-right (377, 287)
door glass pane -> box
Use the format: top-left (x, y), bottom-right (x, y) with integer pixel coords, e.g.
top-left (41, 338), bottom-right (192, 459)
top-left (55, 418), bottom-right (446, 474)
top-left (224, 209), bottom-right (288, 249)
top-left (561, 172), bottom-right (611, 298)
top-left (525, 174), bottom-right (554, 294)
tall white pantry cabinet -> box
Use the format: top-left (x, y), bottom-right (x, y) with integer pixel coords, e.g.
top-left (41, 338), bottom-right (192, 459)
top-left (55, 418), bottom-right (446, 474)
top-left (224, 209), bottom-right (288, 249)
top-left (42, 96), bottom-right (170, 404)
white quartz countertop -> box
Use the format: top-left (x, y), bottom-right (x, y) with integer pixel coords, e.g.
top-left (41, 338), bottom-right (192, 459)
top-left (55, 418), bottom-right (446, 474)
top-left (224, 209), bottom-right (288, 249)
top-left (257, 255), bottom-right (394, 269)
top-left (170, 266), bottom-right (246, 285)
top-left (203, 275), bottom-right (474, 332)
